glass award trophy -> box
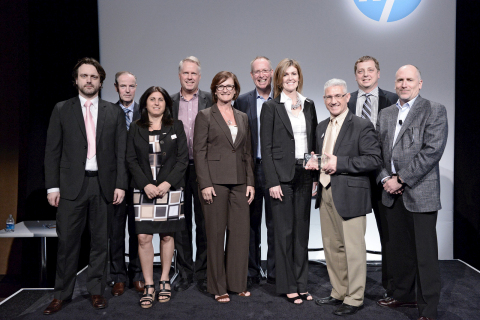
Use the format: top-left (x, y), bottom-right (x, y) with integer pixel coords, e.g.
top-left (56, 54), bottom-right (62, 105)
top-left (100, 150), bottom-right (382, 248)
top-left (304, 153), bottom-right (321, 169)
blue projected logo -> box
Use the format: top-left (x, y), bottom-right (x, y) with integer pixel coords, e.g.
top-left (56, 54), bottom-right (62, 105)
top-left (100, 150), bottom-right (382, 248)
top-left (354, 0), bottom-right (421, 22)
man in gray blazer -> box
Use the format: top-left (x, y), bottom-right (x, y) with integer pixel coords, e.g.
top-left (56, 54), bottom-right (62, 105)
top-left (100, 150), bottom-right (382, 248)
top-left (171, 56), bottom-right (212, 293)
top-left (43, 58), bottom-right (127, 314)
top-left (376, 65), bottom-right (447, 320)
top-left (233, 56), bottom-right (275, 287)
top-left (109, 71), bottom-right (143, 296)
top-left (313, 79), bottom-right (381, 316)
top-left (347, 56), bottom-right (398, 297)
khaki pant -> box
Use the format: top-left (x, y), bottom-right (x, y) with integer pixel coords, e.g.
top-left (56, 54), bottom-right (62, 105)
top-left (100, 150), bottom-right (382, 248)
top-left (320, 187), bottom-right (366, 307)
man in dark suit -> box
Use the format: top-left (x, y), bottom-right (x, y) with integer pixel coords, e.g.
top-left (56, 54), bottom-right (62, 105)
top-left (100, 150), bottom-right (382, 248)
top-left (313, 79), bottom-right (381, 316)
top-left (347, 56), bottom-right (398, 297)
top-left (171, 56), bottom-right (212, 293)
top-left (43, 58), bottom-right (127, 314)
top-left (376, 65), bottom-right (447, 320)
top-left (109, 71), bottom-right (144, 296)
top-left (233, 56), bottom-right (275, 287)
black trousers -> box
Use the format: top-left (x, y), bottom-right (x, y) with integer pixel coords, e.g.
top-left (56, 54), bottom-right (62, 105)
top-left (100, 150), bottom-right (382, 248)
top-left (109, 187), bottom-right (143, 283)
top-left (54, 176), bottom-right (110, 300)
top-left (174, 163), bottom-right (207, 281)
top-left (248, 162), bottom-right (275, 279)
top-left (271, 165), bottom-right (312, 294)
top-left (370, 175), bottom-right (394, 294)
top-left (387, 195), bottom-right (440, 319)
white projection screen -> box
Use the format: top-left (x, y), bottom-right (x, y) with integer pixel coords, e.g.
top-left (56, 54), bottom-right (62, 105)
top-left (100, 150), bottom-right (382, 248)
top-left (99, 0), bottom-right (456, 260)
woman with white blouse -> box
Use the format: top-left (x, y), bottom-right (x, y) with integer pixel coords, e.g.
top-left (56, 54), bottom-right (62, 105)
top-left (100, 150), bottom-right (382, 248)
top-left (260, 59), bottom-right (318, 305)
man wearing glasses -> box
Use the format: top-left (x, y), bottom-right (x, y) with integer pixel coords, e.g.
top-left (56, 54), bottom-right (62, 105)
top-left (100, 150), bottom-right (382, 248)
top-left (347, 56), bottom-right (398, 299)
top-left (312, 79), bottom-right (381, 316)
top-left (233, 56), bottom-right (275, 288)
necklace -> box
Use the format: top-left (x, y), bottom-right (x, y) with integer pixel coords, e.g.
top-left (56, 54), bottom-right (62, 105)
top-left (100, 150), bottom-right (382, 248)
top-left (219, 105), bottom-right (234, 125)
top-left (291, 93), bottom-right (302, 110)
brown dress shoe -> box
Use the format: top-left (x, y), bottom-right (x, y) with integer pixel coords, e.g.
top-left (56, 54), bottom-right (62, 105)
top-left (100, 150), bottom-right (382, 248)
top-left (133, 280), bottom-right (145, 293)
top-left (111, 282), bottom-right (125, 296)
top-left (91, 295), bottom-right (107, 309)
top-left (377, 297), bottom-right (417, 308)
top-left (43, 299), bottom-right (63, 315)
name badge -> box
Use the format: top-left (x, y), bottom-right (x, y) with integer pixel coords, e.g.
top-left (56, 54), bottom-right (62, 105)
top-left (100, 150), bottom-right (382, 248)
top-left (171, 134), bottom-right (177, 139)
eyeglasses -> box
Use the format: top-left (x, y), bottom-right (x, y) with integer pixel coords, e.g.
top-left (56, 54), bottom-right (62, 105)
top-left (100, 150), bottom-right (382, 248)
top-left (216, 85), bottom-right (235, 91)
top-left (253, 69), bottom-right (272, 76)
top-left (323, 93), bottom-right (347, 101)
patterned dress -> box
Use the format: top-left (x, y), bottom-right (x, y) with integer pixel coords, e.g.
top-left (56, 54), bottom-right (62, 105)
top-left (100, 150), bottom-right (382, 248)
top-left (133, 130), bottom-right (185, 234)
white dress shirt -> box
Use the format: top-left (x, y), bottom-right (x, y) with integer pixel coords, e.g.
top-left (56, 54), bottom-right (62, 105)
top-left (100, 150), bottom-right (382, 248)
top-left (281, 91), bottom-right (308, 159)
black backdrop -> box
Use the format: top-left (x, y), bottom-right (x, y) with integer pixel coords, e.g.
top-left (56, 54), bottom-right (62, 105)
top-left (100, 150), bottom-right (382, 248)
top-left (2, 1), bottom-right (479, 281)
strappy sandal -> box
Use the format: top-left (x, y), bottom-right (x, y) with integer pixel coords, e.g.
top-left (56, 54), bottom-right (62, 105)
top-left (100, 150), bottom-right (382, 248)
top-left (158, 280), bottom-right (171, 303)
top-left (299, 292), bottom-right (313, 301)
top-left (238, 291), bottom-right (250, 297)
top-left (286, 294), bottom-right (303, 305)
top-left (215, 293), bottom-right (230, 303)
top-left (140, 284), bottom-right (155, 309)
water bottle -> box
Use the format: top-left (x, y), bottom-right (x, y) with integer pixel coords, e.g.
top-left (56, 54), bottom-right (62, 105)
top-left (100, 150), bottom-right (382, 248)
top-left (6, 214), bottom-right (14, 232)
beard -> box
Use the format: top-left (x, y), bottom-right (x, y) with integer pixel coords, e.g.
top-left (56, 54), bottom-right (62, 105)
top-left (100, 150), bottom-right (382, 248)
top-left (79, 84), bottom-right (101, 98)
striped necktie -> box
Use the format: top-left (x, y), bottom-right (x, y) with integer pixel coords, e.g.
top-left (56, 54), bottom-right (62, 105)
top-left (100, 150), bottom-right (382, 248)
top-left (362, 93), bottom-right (372, 121)
top-left (123, 108), bottom-right (132, 130)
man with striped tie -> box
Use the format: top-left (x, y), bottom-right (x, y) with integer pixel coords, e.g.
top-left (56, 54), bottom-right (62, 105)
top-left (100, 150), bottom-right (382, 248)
top-left (109, 71), bottom-right (144, 296)
top-left (347, 56), bottom-right (398, 299)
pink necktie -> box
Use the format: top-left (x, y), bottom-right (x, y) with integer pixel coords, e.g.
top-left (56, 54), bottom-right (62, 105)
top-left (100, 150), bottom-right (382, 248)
top-left (84, 100), bottom-right (96, 159)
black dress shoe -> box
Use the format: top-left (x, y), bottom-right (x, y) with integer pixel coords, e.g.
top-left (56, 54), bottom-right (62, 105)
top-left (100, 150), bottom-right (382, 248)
top-left (315, 296), bottom-right (343, 306)
top-left (174, 277), bottom-right (192, 292)
top-left (197, 279), bottom-right (208, 293)
top-left (377, 297), bottom-right (417, 308)
top-left (333, 303), bottom-right (364, 316)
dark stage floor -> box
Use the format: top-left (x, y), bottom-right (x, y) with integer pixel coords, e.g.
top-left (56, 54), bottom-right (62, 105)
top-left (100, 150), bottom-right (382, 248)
top-left (0, 260), bottom-right (478, 319)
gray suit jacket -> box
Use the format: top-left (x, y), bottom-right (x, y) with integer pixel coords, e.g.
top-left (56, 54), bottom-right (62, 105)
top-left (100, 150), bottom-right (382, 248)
top-left (376, 95), bottom-right (448, 212)
top-left (315, 111), bottom-right (382, 218)
top-left (171, 90), bottom-right (212, 120)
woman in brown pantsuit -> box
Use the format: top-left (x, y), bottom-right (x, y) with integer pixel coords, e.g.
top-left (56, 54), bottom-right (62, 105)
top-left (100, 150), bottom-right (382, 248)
top-left (193, 71), bottom-right (255, 303)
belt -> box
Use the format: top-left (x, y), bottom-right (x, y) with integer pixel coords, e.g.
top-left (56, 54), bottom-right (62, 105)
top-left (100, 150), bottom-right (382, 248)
top-left (256, 158), bottom-right (262, 164)
top-left (85, 170), bottom-right (98, 177)
top-left (189, 159), bottom-right (195, 165)
top-left (295, 159), bottom-right (304, 165)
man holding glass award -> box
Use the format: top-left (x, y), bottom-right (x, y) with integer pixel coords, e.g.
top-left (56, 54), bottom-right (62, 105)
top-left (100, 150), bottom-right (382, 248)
top-left (306, 79), bottom-right (381, 316)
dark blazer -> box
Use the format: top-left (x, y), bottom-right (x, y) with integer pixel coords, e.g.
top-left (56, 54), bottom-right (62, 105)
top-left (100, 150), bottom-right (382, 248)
top-left (193, 104), bottom-right (254, 190)
top-left (126, 120), bottom-right (188, 191)
top-left (347, 87), bottom-right (398, 116)
top-left (171, 90), bottom-right (212, 119)
top-left (233, 89), bottom-right (261, 161)
top-left (116, 101), bottom-right (141, 123)
top-left (376, 96), bottom-right (448, 212)
top-left (260, 95), bottom-right (318, 189)
top-left (314, 111), bottom-right (382, 218)
top-left (44, 96), bottom-right (127, 202)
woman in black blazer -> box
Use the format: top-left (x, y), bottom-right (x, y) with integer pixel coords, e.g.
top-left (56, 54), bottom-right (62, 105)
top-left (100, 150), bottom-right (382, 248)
top-left (126, 86), bottom-right (188, 308)
top-left (260, 59), bottom-right (318, 305)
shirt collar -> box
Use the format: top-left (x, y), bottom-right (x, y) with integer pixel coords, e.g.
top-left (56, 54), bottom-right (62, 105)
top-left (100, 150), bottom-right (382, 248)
top-left (358, 86), bottom-right (378, 98)
top-left (119, 101), bottom-right (135, 111)
top-left (396, 95), bottom-right (419, 111)
top-left (255, 88), bottom-right (273, 100)
top-left (280, 91), bottom-right (306, 104)
top-left (330, 107), bottom-right (349, 122)
top-left (180, 89), bottom-right (199, 101)
top-left (79, 95), bottom-right (99, 108)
